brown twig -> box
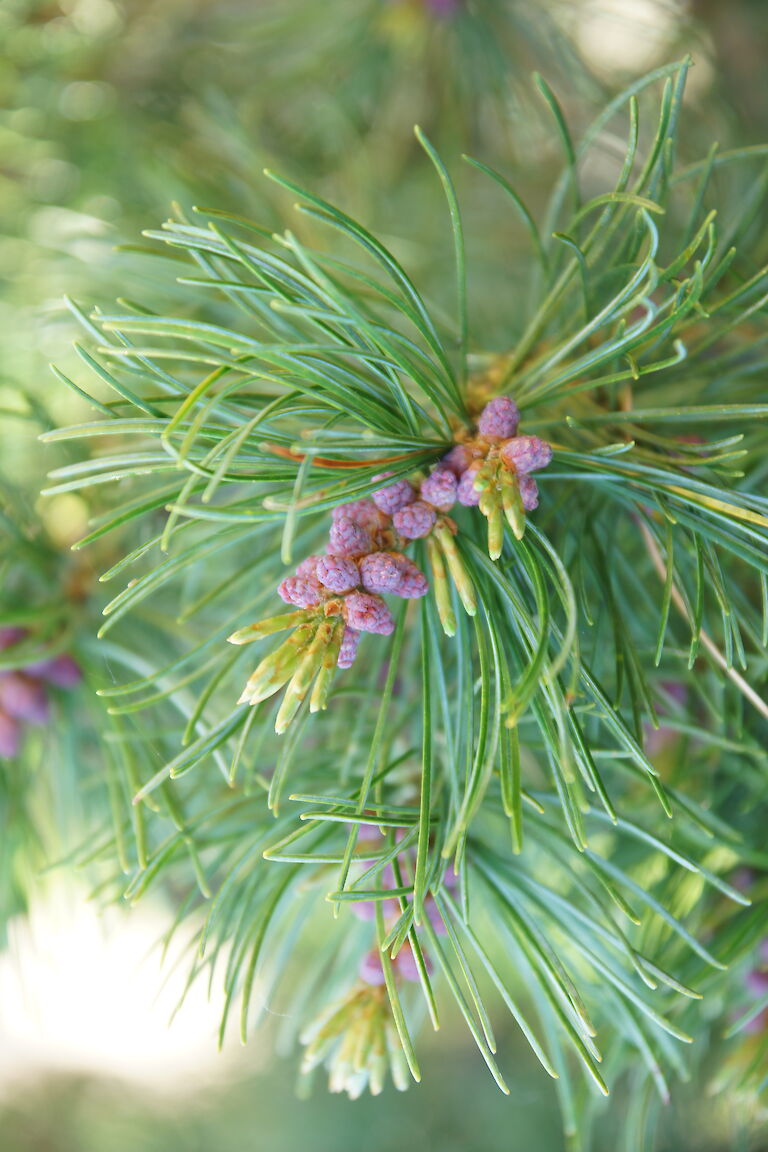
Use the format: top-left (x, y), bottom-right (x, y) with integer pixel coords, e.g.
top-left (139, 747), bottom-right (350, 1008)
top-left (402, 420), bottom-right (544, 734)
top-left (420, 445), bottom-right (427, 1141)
top-left (261, 443), bottom-right (427, 470)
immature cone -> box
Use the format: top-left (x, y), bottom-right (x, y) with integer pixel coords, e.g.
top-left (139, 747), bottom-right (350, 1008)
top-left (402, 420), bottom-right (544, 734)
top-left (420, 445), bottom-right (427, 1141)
top-left (337, 627), bottom-right (362, 670)
top-left (278, 574), bottom-right (324, 608)
top-left (359, 949), bottom-right (387, 986)
top-left (518, 474), bottom-right (539, 512)
top-left (329, 517), bottom-right (372, 557)
top-left (233, 392), bottom-right (551, 728)
top-left (393, 501), bottom-right (436, 540)
top-left (456, 464), bottom-right (482, 507)
top-left (317, 555), bottom-right (360, 594)
top-left (25, 654), bottom-right (82, 688)
top-left (372, 477), bottom-right (415, 515)
top-left (442, 444), bottom-right (474, 477)
top-left (296, 555), bottom-right (321, 578)
top-left (443, 399), bottom-right (553, 555)
top-left (499, 434), bottom-right (553, 474)
top-left (391, 556), bottom-right (428, 599)
top-left (477, 396), bottom-right (520, 439)
top-left (359, 552), bottom-right (403, 594)
top-left (390, 940), bottom-right (429, 983)
top-left (419, 467), bottom-right (457, 512)
top-left (0, 673), bottom-right (50, 724)
top-left (332, 499), bottom-right (381, 529)
top-left (344, 592), bottom-right (395, 636)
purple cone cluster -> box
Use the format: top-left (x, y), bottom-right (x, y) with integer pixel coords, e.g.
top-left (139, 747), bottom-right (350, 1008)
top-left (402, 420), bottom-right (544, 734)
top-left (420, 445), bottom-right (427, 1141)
top-left (444, 396), bottom-right (552, 513)
top-left (278, 491), bottom-right (430, 668)
top-left (271, 394), bottom-right (551, 674)
top-left (354, 824), bottom-right (458, 987)
top-left (0, 627), bottom-right (81, 758)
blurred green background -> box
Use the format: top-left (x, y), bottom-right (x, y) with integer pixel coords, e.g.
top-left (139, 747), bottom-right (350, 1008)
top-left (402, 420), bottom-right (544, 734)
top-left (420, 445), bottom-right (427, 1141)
top-left (3, 1), bottom-right (768, 1149)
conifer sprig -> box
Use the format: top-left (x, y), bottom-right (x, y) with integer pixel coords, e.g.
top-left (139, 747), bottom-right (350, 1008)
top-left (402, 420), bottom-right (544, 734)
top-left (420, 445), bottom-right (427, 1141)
top-left (44, 60), bottom-right (768, 1134)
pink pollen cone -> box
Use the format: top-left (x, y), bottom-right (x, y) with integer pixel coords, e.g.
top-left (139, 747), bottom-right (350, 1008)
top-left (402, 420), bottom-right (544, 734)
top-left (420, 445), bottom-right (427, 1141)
top-left (277, 575), bottom-right (324, 609)
top-left (392, 501), bottom-right (436, 540)
top-left (0, 672), bottom-right (50, 725)
top-left (337, 627), bottom-right (362, 669)
top-left (372, 477), bottom-right (415, 515)
top-left (477, 396), bottom-right (520, 440)
top-left (328, 516), bottom-right (373, 557)
top-left (500, 435), bottom-right (553, 474)
top-left (26, 654), bottom-right (82, 689)
top-left (419, 467), bottom-right (457, 512)
top-left (0, 710), bottom-right (21, 758)
top-left (316, 555), bottom-right (360, 594)
top-left (343, 592), bottom-right (395, 636)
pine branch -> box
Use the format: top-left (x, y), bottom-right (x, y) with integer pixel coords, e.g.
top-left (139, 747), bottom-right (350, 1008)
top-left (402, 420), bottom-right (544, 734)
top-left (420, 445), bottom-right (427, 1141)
top-left (43, 61), bottom-right (768, 1125)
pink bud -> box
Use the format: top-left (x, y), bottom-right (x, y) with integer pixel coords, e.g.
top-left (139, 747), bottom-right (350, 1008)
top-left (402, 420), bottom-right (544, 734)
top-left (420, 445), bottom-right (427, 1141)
top-left (746, 970), bottom-right (768, 998)
top-left (350, 860), bottom-right (400, 922)
top-left (0, 672), bottom-right (50, 725)
top-left (343, 592), bottom-right (395, 636)
top-left (441, 444), bottom-right (474, 477)
top-left (0, 627), bottom-right (27, 651)
top-left (357, 823), bottom-right (384, 848)
top-left (359, 552), bottom-right (403, 594)
top-left (500, 435), bottom-right (553, 474)
top-left (277, 575), bottom-right (324, 609)
top-left (456, 464), bottom-right (482, 506)
top-left (26, 654), bottom-right (82, 689)
top-left (424, 895), bottom-right (449, 935)
top-left (350, 899), bottom-right (378, 923)
top-left (392, 501), bottom-right (436, 540)
top-left (420, 467), bottom-right (457, 512)
top-left (359, 949), bottom-right (386, 987)
top-left (0, 710), bottom-right (21, 758)
top-left (295, 555), bottom-right (321, 579)
top-left (337, 626), bottom-right (362, 669)
top-left (390, 556), bottom-right (428, 599)
top-left (372, 477), bottom-right (415, 515)
top-left (394, 940), bottom-right (430, 982)
top-left (332, 499), bottom-right (381, 530)
top-left (519, 474), bottom-right (539, 512)
top-left (478, 396), bottom-right (520, 439)
top-left (328, 516), bottom-right (373, 557)
top-left (316, 555), bottom-right (360, 594)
